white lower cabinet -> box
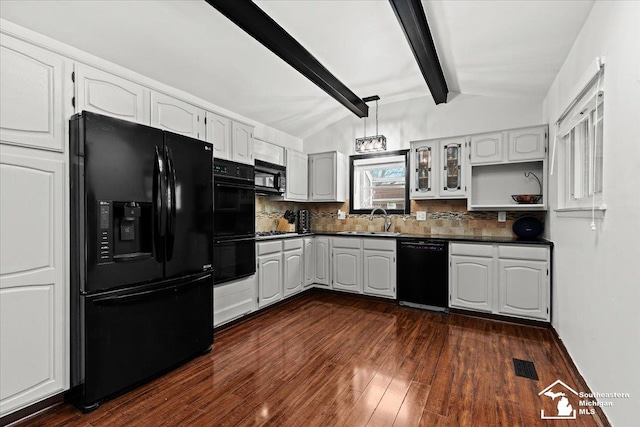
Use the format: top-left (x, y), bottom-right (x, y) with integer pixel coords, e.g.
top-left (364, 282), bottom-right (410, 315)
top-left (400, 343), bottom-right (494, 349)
top-left (312, 237), bottom-right (330, 287)
top-left (303, 238), bottom-right (315, 288)
top-left (257, 241), bottom-right (283, 309)
top-left (498, 259), bottom-right (548, 320)
top-left (0, 148), bottom-right (67, 417)
top-left (213, 275), bottom-right (255, 327)
top-left (450, 255), bottom-right (494, 312)
top-left (332, 248), bottom-right (361, 293)
top-left (331, 238), bottom-right (396, 299)
top-left (362, 240), bottom-right (396, 299)
top-left (449, 242), bottom-right (550, 321)
top-left (283, 239), bottom-right (304, 297)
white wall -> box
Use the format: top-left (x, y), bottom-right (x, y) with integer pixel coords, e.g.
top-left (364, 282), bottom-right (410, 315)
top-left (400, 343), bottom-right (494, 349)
top-left (543, 2), bottom-right (640, 425)
top-left (303, 93), bottom-right (542, 154)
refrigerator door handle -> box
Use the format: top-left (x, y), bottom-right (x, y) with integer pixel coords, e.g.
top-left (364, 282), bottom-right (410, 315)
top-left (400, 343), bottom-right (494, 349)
top-left (92, 273), bottom-right (212, 306)
top-left (166, 147), bottom-right (177, 261)
top-left (153, 146), bottom-right (166, 262)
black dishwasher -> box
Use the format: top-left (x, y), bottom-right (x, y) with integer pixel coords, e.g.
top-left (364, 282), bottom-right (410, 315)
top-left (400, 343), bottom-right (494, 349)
top-left (397, 240), bottom-right (449, 312)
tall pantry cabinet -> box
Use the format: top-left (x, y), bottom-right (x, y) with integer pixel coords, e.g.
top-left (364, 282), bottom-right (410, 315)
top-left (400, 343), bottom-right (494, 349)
top-left (0, 32), bottom-right (69, 417)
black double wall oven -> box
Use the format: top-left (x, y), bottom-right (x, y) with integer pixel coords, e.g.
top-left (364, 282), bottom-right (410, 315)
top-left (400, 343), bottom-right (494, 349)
top-left (213, 158), bottom-right (256, 284)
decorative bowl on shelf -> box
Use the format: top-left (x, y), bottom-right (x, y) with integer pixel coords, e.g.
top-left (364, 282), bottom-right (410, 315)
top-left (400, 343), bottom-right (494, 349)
top-left (511, 194), bottom-right (542, 204)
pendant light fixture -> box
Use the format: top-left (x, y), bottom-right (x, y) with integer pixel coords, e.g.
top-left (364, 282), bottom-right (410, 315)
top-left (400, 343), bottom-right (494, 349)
top-left (355, 96), bottom-right (387, 153)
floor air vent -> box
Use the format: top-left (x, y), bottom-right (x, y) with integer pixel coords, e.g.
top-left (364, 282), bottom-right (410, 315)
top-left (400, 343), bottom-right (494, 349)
top-left (513, 358), bottom-right (538, 380)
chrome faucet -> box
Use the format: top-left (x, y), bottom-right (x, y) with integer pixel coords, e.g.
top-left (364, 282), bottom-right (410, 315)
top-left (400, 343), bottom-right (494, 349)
top-left (369, 207), bottom-right (392, 232)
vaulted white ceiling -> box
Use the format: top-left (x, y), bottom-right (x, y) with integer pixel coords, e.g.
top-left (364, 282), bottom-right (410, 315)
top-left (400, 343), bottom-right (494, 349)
top-left (0, 1), bottom-right (594, 140)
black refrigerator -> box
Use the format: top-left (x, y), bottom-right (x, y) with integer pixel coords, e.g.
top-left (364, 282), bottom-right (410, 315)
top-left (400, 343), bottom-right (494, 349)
top-left (68, 111), bottom-right (214, 411)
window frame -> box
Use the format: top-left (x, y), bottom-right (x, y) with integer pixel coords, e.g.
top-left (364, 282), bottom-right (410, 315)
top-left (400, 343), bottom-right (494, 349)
top-left (349, 149), bottom-right (410, 215)
top-left (558, 76), bottom-right (604, 210)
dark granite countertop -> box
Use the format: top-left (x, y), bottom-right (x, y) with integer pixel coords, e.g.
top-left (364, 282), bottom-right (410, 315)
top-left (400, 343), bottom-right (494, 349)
top-left (256, 231), bottom-right (552, 246)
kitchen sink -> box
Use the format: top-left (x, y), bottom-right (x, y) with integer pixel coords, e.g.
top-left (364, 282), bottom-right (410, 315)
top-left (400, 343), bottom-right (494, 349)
top-left (337, 231), bottom-right (402, 237)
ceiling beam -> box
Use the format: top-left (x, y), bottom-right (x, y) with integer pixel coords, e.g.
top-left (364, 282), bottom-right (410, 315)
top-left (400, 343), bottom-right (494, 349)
top-left (389, 0), bottom-right (448, 104)
top-left (205, 0), bottom-right (369, 118)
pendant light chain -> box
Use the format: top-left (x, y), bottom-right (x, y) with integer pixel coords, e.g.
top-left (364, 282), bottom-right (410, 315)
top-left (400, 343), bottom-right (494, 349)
top-left (363, 114), bottom-right (367, 138)
top-left (375, 100), bottom-right (379, 137)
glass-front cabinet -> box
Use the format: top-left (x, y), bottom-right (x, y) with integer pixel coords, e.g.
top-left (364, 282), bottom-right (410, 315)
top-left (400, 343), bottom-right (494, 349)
top-left (442, 140), bottom-right (466, 197)
top-left (410, 141), bottom-right (438, 198)
top-left (410, 137), bottom-right (467, 199)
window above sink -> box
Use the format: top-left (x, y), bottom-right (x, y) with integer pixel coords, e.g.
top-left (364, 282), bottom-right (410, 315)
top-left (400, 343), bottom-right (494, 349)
top-left (349, 150), bottom-right (410, 215)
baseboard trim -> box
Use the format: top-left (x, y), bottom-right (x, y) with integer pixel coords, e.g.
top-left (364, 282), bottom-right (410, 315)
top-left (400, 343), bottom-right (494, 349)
top-left (0, 393), bottom-right (64, 427)
top-left (549, 326), bottom-right (611, 427)
top-left (449, 307), bottom-right (550, 328)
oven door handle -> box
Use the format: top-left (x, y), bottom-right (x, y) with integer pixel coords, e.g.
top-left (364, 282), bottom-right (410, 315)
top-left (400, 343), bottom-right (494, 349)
top-left (215, 236), bottom-right (256, 244)
top-left (215, 182), bottom-right (255, 191)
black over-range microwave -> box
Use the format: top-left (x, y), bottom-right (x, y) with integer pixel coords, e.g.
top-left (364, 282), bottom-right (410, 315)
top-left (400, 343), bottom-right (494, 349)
top-left (254, 159), bottom-right (286, 195)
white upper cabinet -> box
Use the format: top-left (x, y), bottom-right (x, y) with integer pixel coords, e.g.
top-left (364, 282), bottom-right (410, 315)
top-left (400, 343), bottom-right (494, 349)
top-left (0, 151), bottom-right (66, 416)
top-left (410, 141), bottom-right (439, 198)
top-left (231, 121), bottom-right (253, 165)
top-left (74, 64), bottom-right (149, 125)
top-left (151, 91), bottom-right (204, 139)
top-left (254, 138), bottom-right (284, 166)
top-left (469, 126), bottom-right (546, 166)
top-left (467, 125), bottom-right (548, 211)
top-left (0, 34), bottom-right (65, 152)
top-left (507, 127), bottom-right (546, 161)
top-left (441, 137), bottom-right (467, 198)
top-left (205, 111), bottom-right (231, 160)
top-left (205, 113), bottom-right (254, 164)
top-left (410, 137), bottom-right (467, 199)
top-left (470, 132), bottom-right (504, 165)
top-left (308, 151), bottom-right (346, 202)
top-left (285, 149), bottom-right (308, 201)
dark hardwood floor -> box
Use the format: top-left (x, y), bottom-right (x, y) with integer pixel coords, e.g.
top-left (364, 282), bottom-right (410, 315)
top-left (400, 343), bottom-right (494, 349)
top-left (11, 291), bottom-right (606, 426)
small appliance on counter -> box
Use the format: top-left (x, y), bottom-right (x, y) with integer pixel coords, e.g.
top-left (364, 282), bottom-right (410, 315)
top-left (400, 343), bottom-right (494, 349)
top-left (512, 216), bottom-right (544, 239)
top-left (296, 210), bottom-right (311, 234)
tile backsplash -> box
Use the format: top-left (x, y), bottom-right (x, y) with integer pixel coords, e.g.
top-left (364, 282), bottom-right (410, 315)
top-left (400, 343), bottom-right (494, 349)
top-left (256, 196), bottom-right (544, 237)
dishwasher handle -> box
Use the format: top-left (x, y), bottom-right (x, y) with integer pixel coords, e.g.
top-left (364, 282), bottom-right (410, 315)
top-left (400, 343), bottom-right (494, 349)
top-left (399, 241), bottom-right (447, 251)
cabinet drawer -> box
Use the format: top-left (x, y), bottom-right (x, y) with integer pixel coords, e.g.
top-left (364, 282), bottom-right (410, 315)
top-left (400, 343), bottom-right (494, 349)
top-left (498, 245), bottom-right (548, 261)
top-left (450, 242), bottom-right (493, 257)
top-left (283, 238), bottom-right (303, 251)
top-left (363, 239), bottom-right (395, 251)
top-left (257, 240), bottom-right (282, 255)
top-left (332, 237), bottom-right (361, 249)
